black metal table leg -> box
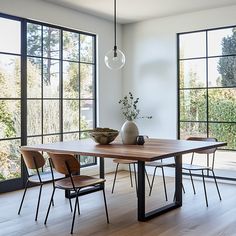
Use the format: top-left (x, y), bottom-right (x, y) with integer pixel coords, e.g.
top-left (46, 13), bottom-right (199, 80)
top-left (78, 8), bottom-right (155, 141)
top-left (100, 157), bottom-right (105, 179)
top-left (138, 160), bottom-right (146, 221)
top-left (100, 157), bottom-right (105, 190)
top-left (137, 155), bottom-right (182, 222)
top-left (175, 155), bottom-right (182, 206)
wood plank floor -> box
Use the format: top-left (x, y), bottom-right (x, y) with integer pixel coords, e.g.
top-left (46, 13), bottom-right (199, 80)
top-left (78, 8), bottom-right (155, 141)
top-left (0, 171), bottom-right (236, 236)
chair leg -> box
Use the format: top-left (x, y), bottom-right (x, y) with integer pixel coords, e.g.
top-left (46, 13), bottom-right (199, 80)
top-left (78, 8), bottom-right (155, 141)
top-left (18, 180), bottom-right (29, 215)
top-left (102, 189), bottom-right (110, 224)
top-left (189, 170), bottom-right (196, 194)
top-left (211, 170), bottom-right (222, 201)
top-left (145, 168), bottom-right (151, 189)
top-left (149, 167), bottom-right (157, 196)
top-left (173, 180), bottom-right (186, 202)
top-left (111, 163), bottom-right (119, 193)
top-left (71, 193), bottom-right (79, 234)
top-left (69, 196), bottom-right (73, 212)
top-left (202, 170), bottom-right (208, 207)
top-left (77, 196), bottom-right (80, 215)
top-left (35, 184), bottom-right (43, 221)
top-left (66, 191), bottom-right (76, 213)
top-left (182, 183), bottom-right (185, 194)
top-left (44, 187), bottom-right (56, 225)
top-left (161, 167), bottom-right (168, 201)
top-left (128, 163), bottom-right (133, 187)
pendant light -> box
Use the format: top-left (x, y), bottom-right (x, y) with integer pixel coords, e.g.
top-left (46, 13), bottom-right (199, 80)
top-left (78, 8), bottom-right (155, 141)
top-left (105, 0), bottom-right (125, 70)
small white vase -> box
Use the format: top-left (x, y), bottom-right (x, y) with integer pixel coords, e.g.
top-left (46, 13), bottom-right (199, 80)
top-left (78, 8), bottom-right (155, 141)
top-left (120, 120), bottom-right (139, 145)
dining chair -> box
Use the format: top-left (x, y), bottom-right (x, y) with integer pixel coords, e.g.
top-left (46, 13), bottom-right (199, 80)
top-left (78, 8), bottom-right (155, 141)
top-left (111, 159), bottom-right (151, 194)
top-left (44, 152), bottom-right (109, 234)
top-left (145, 159), bottom-right (176, 201)
top-left (111, 159), bottom-right (137, 193)
top-left (18, 149), bottom-right (64, 221)
top-left (182, 137), bottom-right (222, 207)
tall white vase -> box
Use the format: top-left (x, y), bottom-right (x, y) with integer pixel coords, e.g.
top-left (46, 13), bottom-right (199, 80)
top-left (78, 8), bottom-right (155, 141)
top-left (120, 120), bottom-right (139, 145)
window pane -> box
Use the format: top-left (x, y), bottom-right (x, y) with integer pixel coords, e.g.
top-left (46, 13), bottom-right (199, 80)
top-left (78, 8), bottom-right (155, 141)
top-left (209, 88), bottom-right (236, 122)
top-left (80, 35), bottom-right (94, 63)
top-left (80, 64), bottom-right (94, 99)
top-left (63, 132), bottom-right (80, 141)
top-left (43, 135), bottom-right (60, 144)
top-left (0, 18), bottom-right (20, 54)
top-left (63, 61), bottom-right (79, 98)
top-left (80, 132), bottom-right (89, 139)
top-left (180, 89), bottom-right (207, 121)
top-left (27, 100), bottom-right (42, 136)
top-left (80, 156), bottom-right (96, 166)
top-left (80, 100), bottom-right (94, 130)
top-left (0, 100), bottom-right (20, 139)
top-left (63, 31), bottom-right (79, 61)
top-left (180, 122), bottom-right (207, 140)
top-left (209, 123), bottom-right (236, 150)
top-left (27, 136), bottom-right (42, 145)
top-left (63, 100), bottom-right (79, 132)
top-left (27, 57), bottom-right (41, 98)
top-left (27, 23), bottom-right (42, 57)
top-left (208, 27), bottom-right (236, 57)
top-left (215, 56), bottom-right (236, 87)
top-left (43, 26), bottom-right (60, 59)
top-left (179, 59), bottom-right (206, 88)
top-left (0, 54), bottom-right (21, 98)
top-left (43, 59), bottom-right (59, 98)
top-left (0, 139), bottom-right (21, 181)
top-left (179, 32), bottom-right (206, 59)
top-left (43, 100), bottom-right (60, 134)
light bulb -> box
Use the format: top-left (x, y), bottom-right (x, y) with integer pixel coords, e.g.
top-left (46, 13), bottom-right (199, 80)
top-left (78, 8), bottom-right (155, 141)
top-left (105, 47), bottom-right (125, 70)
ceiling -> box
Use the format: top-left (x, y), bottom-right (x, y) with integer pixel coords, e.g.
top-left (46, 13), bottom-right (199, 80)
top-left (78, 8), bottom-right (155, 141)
top-left (42, 0), bottom-right (236, 24)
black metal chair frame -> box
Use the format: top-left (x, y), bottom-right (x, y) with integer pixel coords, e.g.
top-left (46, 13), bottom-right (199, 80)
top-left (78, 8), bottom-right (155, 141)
top-left (18, 153), bottom-right (72, 221)
top-left (182, 138), bottom-right (222, 207)
top-left (146, 160), bottom-right (175, 201)
top-left (112, 162), bottom-right (151, 194)
top-left (18, 155), bottom-right (55, 221)
top-left (44, 158), bottom-right (109, 234)
top-left (112, 162), bottom-right (137, 193)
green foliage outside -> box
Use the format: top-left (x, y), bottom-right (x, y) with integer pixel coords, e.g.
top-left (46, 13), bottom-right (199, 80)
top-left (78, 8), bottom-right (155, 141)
top-left (180, 28), bottom-right (236, 149)
top-left (218, 28), bottom-right (236, 87)
top-left (0, 22), bottom-right (94, 181)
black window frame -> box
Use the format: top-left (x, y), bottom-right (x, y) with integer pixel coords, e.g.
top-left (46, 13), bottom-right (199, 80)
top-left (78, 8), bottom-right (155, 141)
top-left (177, 25), bottom-right (236, 182)
top-left (0, 13), bottom-right (97, 192)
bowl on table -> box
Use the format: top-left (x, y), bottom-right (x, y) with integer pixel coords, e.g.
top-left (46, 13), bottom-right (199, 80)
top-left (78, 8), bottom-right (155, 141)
top-left (89, 128), bottom-right (119, 145)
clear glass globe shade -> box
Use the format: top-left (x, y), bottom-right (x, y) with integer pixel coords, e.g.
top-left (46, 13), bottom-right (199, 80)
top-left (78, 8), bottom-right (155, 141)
top-left (104, 48), bottom-right (125, 70)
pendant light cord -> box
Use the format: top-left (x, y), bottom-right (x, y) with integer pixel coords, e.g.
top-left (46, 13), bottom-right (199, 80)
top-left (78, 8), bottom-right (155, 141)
top-left (114, 0), bottom-right (117, 49)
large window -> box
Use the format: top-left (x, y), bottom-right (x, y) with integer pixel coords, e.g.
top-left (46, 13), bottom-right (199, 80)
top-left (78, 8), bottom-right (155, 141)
top-left (0, 14), bottom-right (97, 190)
top-left (178, 26), bottom-right (236, 179)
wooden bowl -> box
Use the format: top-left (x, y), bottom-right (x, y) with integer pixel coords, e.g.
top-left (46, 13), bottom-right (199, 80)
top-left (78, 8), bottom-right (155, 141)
top-left (89, 128), bottom-right (119, 145)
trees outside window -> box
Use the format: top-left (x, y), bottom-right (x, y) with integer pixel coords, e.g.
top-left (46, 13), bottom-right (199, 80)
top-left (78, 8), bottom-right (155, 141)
top-left (0, 14), bottom-right (96, 186)
top-left (178, 27), bottom-right (236, 150)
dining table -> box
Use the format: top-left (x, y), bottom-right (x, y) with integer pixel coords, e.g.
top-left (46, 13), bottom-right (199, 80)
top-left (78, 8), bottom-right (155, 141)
top-left (21, 138), bottom-right (226, 222)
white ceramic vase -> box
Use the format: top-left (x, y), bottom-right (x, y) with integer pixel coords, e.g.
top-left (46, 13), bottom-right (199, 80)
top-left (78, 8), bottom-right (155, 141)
top-left (120, 120), bottom-right (139, 145)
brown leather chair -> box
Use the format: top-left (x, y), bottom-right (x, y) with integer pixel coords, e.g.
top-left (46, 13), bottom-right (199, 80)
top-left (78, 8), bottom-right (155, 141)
top-left (182, 137), bottom-right (222, 206)
top-left (18, 149), bottom-right (64, 221)
top-left (44, 152), bottom-right (109, 234)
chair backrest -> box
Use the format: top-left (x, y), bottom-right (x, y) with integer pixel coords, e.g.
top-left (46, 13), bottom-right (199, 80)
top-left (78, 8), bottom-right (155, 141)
top-left (47, 152), bottom-right (80, 175)
top-left (20, 149), bottom-right (45, 169)
top-left (187, 137), bottom-right (217, 154)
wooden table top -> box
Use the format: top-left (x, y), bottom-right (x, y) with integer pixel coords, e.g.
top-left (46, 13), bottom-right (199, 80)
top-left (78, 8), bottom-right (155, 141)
top-left (21, 138), bottom-right (227, 162)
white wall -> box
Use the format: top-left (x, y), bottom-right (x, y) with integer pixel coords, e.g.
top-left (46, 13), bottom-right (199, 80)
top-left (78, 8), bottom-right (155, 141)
top-left (122, 5), bottom-right (236, 139)
top-left (0, 0), bottom-right (124, 174)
